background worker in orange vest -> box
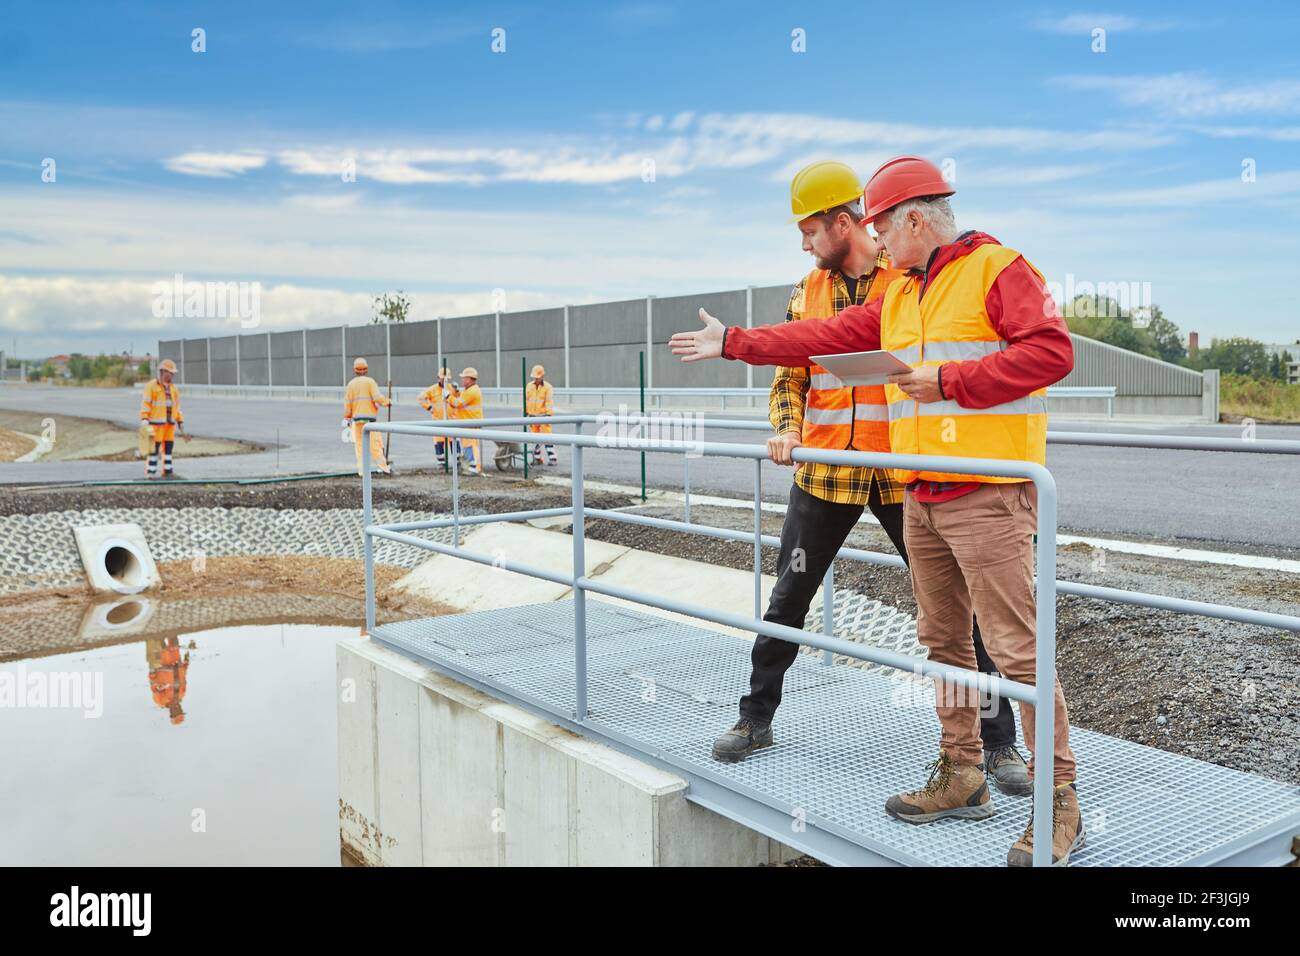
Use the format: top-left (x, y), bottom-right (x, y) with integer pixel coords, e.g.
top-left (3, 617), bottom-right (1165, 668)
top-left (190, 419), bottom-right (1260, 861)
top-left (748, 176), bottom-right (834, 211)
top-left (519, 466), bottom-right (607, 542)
top-left (343, 357), bottom-right (392, 476)
top-left (672, 156), bottom-right (1081, 866)
top-left (525, 364), bottom-right (557, 465)
top-left (446, 366), bottom-right (484, 475)
top-left (139, 358), bottom-right (189, 479)
top-left (708, 162), bottom-right (1021, 795)
top-left (419, 366), bottom-right (454, 467)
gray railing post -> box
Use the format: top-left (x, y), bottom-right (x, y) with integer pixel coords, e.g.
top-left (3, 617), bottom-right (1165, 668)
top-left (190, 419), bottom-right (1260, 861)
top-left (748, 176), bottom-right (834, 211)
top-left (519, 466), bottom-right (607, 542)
top-left (572, 443), bottom-right (588, 721)
top-left (821, 565), bottom-right (834, 665)
top-left (683, 456), bottom-right (691, 523)
top-left (563, 305), bottom-right (571, 388)
top-left (753, 458), bottom-right (762, 620)
top-left (363, 429), bottom-right (375, 633)
top-left (451, 437), bottom-right (461, 548)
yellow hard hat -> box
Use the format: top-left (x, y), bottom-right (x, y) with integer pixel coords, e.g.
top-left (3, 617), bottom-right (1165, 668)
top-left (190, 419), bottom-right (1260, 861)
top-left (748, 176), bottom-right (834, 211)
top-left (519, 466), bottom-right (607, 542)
top-left (439, 366), bottom-right (451, 377)
top-left (460, 366), bottom-right (478, 379)
top-left (158, 359), bottom-right (178, 374)
top-left (531, 364), bottom-right (545, 378)
top-left (353, 357), bottom-right (368, 371)
top-left (789, 160), bottom-right (863, 223)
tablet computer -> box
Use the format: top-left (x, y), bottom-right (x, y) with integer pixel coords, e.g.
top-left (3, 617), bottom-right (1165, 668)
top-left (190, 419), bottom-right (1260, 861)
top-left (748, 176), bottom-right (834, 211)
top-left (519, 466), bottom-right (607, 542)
top-left (808, 349), bottom-right (912, 386)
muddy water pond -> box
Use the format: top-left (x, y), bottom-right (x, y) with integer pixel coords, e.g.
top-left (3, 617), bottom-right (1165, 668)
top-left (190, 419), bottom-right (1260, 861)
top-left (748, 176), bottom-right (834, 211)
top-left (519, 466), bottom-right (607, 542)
top-left (1, 620), bottom-right (354, 865)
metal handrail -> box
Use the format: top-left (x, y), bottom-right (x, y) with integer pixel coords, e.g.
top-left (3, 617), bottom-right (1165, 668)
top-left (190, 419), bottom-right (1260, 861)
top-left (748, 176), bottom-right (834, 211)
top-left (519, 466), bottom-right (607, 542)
top-left (362, 412), bottom-right (1300, 866)
top-left (362, 420), bottom-right (1062, 865)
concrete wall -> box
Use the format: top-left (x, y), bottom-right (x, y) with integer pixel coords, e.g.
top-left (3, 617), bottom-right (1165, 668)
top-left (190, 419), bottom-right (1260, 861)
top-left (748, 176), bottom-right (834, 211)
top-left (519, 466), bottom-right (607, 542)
top-left (338, 638), bottom-right (801, 867)
top-left (157, 284), bottom-right (1214, 416)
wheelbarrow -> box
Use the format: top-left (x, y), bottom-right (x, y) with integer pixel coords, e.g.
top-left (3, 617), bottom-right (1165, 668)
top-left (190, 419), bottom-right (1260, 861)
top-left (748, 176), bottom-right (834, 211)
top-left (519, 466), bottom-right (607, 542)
top-left (493, 440), bottom-right (527, 472)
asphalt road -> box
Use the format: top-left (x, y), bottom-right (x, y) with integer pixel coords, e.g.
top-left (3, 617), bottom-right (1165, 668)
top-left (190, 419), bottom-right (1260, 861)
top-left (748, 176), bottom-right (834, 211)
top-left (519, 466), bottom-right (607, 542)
top-left (2, 385), bottom-right (1297, 551)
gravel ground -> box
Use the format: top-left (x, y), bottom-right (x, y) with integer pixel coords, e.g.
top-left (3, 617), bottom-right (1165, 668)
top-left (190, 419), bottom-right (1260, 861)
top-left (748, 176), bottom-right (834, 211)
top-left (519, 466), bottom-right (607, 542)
top-left (0, 469), bottom-right (628, 516)
top-left (578, 503), bottom-right (1300, 785)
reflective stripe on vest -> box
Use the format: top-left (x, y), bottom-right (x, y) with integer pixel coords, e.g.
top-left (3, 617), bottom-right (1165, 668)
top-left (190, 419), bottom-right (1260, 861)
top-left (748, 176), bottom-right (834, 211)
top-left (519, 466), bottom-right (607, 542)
top-left (799, 264), bottom-right (902, 453)
top-left (880, 244), bottom-right (1049, 484)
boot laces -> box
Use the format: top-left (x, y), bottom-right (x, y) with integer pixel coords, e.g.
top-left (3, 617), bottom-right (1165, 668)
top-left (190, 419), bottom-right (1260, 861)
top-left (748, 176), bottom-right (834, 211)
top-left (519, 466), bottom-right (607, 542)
top-left (920, 753), bottom-right (957, 795)
top-left (1020, 788), bottom-right (1066, 844)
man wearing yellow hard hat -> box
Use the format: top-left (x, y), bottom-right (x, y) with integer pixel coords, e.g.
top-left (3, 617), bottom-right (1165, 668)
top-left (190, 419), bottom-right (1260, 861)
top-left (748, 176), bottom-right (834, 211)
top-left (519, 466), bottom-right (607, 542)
top-left (445, 366), bottom-right (484, 475)
top-left (419, 366), bottom-right (454, 467)
top-left (672, 155), bottom-right (1081, 866)
top-left (706, 159), bottom-right (1023, 801)
top-left (525, 364), bottom-right (557, 466)
top-left (139, 357), bottom-right (188, 479)
top-left (343, 356), bottom-right (392, 476)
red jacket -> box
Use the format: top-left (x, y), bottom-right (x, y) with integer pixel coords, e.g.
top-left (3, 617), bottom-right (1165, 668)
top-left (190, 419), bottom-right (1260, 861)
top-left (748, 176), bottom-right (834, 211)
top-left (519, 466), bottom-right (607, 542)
top-left (723, 232), bottom-right (1074, 499)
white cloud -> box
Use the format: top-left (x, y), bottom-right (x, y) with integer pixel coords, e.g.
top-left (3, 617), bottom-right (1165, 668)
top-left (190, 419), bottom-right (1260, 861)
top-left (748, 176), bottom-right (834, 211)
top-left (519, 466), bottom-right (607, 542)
top-left (1033, 13), bottom-right (1189, 33)
top-left (164, 152), bottom-right (268, 178)
top-left (1070, 169), bottom-right (1300, 207)
top-left (1054, 74), bottom-right (1300, 117)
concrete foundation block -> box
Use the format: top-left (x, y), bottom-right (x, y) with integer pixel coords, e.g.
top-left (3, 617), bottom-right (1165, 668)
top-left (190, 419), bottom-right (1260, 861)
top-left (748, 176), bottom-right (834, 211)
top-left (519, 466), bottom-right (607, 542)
top-left (338, 637), bottom-right (806, 867)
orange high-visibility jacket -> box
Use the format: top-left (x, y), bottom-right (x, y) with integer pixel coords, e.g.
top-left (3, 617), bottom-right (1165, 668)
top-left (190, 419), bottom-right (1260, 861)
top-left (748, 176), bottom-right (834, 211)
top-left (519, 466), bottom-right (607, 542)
top-left (880, 243), bottom-right (1048, 484)
top-left (799, 264), bottom-right (903, 452)
top-left (140, 380), bottom-right (183, 425)
top-left (344, 375), bottom-right (389, 421)
top-left (420, 383), bottom-right (451, 419)
top-left (447, 383), bottom-right (483, 419)
top-left (525, 380), bottom-right (553, 417)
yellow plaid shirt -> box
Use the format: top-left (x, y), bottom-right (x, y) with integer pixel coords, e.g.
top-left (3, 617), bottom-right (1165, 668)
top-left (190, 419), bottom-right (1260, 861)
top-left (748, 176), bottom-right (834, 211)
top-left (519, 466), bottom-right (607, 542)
top-left (769, 249), bottom-right (904, 507)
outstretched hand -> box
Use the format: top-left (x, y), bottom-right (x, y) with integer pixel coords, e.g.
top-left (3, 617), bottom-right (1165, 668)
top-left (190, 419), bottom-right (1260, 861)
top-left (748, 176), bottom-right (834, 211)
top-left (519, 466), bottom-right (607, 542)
top-left (668, 308), bottom-right (726, 362)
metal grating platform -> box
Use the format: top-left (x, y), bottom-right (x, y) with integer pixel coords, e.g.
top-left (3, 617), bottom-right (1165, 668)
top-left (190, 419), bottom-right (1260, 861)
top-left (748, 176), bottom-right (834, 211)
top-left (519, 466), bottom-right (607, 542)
top-left (371, 599), bottom-right (1300, 867)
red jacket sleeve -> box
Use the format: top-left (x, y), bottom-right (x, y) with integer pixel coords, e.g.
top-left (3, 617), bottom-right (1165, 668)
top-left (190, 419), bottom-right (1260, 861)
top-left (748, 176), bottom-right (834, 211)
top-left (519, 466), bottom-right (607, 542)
top-left (722, 298), bottom-right (883, 366)
top-left (941, 258), bottom-right (1074, 408)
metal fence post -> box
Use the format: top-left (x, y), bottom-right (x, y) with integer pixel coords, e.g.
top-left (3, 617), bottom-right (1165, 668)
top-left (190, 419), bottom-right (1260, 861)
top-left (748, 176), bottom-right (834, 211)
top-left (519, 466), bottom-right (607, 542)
top-left (563, 305), bottom-right (571, 387)
top-left (645, 296), bottom-right (654, 390)
top-left (494, 310), bottom-right (501, 388)
top-left (363, 428), bottom-right (375, 633)
top-left (572, 443), bottom-right (588, 721)
top-left (745, 285), bottom-right (754, 394)
top-left (821, 565), bottom-right (834, 665)
top-left (753, 457), bottom-right (762, 620)
top-left (683, 456), bottom-right (691, 523)
top-left (451, 435), bottom-right (461, 548)
top-left (385, 320), bottom-right (392, 384)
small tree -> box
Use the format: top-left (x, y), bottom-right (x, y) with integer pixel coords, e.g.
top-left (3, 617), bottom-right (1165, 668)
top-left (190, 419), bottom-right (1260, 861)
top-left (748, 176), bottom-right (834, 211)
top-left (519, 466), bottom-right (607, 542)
top-left (371, 290), bottom-right (411, 325)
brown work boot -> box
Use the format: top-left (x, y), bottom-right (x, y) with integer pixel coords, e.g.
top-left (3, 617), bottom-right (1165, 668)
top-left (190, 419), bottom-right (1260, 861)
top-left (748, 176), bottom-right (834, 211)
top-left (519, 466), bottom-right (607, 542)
top-left (885, 750), bottom-right (994, 824)
top-left (1006, 782), bottom-right (1085, 867)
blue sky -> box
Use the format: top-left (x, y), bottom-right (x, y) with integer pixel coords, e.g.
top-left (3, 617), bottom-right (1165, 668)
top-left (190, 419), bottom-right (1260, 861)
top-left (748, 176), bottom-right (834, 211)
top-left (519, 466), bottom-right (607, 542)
top-left (2, 1), bottom-right (1298, 357)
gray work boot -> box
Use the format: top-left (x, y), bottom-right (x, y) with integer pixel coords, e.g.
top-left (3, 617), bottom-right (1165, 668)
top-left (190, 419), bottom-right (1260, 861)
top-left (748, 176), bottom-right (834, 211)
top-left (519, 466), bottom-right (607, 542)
top-left (711, 717), bottom-right (773, 763)
top-left (984, 745), bottom-right (1033, 796)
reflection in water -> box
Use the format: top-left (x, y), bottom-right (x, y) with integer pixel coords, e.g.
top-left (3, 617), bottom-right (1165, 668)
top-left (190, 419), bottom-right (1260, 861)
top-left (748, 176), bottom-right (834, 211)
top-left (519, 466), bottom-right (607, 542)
top-left (106, 600), bottom-right (146, 626)
top-left (146, 635), bottom-right (190, 725)
top-left (1, 618), bottom-right (358, 866)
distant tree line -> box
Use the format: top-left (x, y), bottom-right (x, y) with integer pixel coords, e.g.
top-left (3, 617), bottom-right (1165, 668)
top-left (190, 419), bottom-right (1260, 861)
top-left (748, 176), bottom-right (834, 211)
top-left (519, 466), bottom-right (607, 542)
top-left (1064, 295), bottom-right (1294, 382)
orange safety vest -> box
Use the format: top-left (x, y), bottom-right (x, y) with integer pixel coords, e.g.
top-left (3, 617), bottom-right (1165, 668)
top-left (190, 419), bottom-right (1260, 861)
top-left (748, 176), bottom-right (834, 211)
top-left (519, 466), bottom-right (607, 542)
top-left (344, 376), bottom-right (386, 421)
top-left (140, 380), bottom-right (183, 425)
top-left (525, 380), bottom-right (553, 416)
top-left (800, 265), bottom-right (904, 453)
top-left (420, 383), bottom-right (450, 419)
top-left (447, 383), bottom-right (483, 419)
top-left (880, 243), bottom-right (1048, 484)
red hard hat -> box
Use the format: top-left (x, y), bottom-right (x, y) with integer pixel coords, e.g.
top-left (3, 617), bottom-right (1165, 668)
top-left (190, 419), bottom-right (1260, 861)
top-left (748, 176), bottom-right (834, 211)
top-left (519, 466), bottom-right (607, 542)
top-left (863, 156), bottom-right (955, 222)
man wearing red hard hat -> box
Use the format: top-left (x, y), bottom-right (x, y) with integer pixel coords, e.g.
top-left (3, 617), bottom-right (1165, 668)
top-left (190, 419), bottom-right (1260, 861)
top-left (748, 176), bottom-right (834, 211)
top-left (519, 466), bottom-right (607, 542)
top-left (670, 156), bottom-right (1081, 866)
